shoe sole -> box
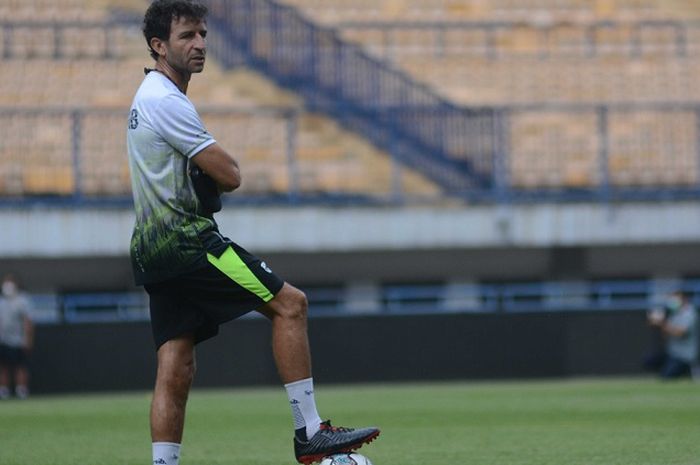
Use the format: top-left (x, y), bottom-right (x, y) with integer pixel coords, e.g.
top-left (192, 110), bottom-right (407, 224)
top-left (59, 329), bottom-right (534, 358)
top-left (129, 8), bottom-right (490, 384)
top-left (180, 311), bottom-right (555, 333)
top-left (296, 430), bottom-right (381, 465)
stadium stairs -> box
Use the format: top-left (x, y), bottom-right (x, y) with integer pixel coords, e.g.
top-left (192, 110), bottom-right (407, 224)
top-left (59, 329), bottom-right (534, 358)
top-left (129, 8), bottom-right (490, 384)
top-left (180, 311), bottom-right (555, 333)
top-left (200, 0), bottom-right (700, 200)
top-left (265, 0), bottom-right (700, 197)
top-left (203, 0), bottom-right (496, 195)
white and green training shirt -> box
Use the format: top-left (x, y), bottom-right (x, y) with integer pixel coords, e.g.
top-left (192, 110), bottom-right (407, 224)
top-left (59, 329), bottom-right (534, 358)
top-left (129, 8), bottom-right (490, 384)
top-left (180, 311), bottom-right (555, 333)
top-left (127, 70), bottom-right (221, 285)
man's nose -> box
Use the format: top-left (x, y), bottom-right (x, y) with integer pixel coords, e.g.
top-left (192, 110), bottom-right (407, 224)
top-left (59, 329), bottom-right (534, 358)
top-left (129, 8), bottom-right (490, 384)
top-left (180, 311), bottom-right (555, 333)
top-left (194, 33), bottom-right (206, 51)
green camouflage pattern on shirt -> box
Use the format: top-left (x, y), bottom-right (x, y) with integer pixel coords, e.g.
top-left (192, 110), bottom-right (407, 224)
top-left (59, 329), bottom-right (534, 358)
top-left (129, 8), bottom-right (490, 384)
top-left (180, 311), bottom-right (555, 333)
top-left (129, 143), bottom-right (216, 285)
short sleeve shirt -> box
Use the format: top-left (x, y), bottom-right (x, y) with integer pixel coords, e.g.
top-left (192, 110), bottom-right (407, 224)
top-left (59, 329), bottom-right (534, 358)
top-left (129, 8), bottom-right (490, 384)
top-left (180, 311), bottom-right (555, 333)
top-left (0, 294), bottom-right (31, 348)
top-left (667, 305), bottom-right (698, 363)
top-left (127, 70), bottom-right (220, 285)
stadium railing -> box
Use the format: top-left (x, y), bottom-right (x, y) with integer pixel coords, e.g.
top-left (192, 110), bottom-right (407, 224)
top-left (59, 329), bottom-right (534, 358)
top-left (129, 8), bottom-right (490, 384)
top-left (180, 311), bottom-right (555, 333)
top-left (0, 106), bottom-right (302, 205)
top-left (204, 0), bottom-right (497, 193)
top-left (0, 18), bottom-right (142, 59)
top-left (31, 279), bottom-right (700, 324)
top-left (29, 278), bottom-right (700, 324)
top-left (2, 101), bottom-right (699, 205)
top-left (3, 12), bottom-right (700, 203)
top-left (61, 292), bottom-right (149, 323)
top-left (200, 1), bottom-right (700, 201)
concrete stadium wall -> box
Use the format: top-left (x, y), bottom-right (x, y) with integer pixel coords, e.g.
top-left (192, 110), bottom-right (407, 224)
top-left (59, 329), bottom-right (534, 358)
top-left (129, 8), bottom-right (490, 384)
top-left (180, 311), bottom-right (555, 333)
top-left (27, 311), bottom-right (653, 394)
top-left (4, 202), bottom-right (700, 260)
top-left (4, 243), bottom-right (700, 294)
top-left (3, 202), bottom-right (700, 293)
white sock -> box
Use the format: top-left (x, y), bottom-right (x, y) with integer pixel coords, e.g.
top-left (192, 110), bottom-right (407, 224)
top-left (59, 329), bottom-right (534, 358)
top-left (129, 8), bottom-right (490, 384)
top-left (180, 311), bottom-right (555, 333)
top-left (285, 377), bottom-right (322, 440)
top-left (152, 442), bottom-right (180, 465)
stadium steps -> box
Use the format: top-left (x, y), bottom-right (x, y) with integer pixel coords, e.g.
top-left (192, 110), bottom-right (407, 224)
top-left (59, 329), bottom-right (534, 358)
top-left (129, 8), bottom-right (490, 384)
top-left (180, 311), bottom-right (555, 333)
top-left (204, 0), bottom-right (495, 195)
top-left (202, 0), bottom-right (700, 196)
top-left (270, 0), bottom-right (700, 192)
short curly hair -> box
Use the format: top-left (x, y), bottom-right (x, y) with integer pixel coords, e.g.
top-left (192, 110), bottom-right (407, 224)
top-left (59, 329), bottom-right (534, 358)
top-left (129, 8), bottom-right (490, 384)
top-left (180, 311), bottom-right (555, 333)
top-left (143, 0), bottom-right (208, 60)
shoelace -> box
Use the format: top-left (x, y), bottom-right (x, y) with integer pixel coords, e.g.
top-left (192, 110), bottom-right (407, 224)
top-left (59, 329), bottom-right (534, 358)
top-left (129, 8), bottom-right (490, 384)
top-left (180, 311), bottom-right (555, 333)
top-left (320, 420), bottom-right (354, 433)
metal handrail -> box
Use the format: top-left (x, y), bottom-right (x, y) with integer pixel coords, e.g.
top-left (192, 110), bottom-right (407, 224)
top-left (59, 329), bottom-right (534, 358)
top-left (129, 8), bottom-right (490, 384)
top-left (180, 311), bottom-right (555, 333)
top-left (2, 101), bottom-right (700, 205)
top-left (204, 0), bottom-right (496, 193)
top-left (29, 278), bottom-right (700, 324)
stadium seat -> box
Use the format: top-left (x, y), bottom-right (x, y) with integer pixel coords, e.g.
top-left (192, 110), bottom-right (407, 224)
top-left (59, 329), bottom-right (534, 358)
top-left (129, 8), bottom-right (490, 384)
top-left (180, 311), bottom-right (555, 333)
top-left (7, 27), bottom-right (56, 59)
top-left (279, 0), bottom-right (686, 24)
top-left (3, 0), bottom-right (699, 198)
top-left (608, 110), bottom-right (698, 186)
top-left (509, 111), bottom-right (599, 188)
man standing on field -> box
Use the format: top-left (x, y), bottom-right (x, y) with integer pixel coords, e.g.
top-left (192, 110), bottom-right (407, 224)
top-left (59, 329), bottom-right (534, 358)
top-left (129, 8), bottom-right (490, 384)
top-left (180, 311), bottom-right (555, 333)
top-left (127, 1), bottom-right (379, 464)
top-left (0, 274), bottom-right (34, 400)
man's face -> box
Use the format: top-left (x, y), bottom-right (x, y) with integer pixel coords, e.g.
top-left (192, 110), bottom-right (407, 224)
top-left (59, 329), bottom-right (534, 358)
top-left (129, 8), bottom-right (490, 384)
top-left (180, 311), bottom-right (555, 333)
top-left (1, 278), bottom-right (17, 297)
top-left (162, 16), bottom-right (207, 74)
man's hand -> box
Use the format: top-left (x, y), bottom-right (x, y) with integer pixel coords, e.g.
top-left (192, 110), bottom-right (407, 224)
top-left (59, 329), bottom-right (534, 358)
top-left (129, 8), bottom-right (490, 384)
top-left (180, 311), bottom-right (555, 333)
top-left (662, 322), bottom-right (688, 338)
top-left (647, 309), bottom-right (665, 326)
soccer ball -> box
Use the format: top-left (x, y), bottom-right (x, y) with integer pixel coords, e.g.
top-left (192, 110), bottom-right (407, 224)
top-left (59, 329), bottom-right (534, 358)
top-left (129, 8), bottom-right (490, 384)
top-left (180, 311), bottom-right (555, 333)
top-left (320, 453), bottom-right (373, 465)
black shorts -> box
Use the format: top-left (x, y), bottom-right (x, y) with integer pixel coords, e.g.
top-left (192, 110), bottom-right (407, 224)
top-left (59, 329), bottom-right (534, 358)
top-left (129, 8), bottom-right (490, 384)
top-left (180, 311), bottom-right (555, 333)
top-left (145, 242), bottom-right (285, 349)
top-left (0, 344), bottom-right (28, 368)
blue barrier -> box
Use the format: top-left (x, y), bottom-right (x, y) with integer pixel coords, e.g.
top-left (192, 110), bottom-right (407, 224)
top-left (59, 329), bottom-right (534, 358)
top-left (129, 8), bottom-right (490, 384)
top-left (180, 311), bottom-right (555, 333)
top-left (62, 292), bottom-right (149, 323)
top-left (32, 278), bottom-right (700, 324)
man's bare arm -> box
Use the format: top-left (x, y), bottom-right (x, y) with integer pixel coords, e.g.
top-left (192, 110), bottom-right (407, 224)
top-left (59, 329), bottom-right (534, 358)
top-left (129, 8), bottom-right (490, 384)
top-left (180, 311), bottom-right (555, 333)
top-left (24, 315), bottom-right (34, 351)
top-left (191, 143), bottom-right (241, 192)
top-left (663, 322), bottom-right (688, 338)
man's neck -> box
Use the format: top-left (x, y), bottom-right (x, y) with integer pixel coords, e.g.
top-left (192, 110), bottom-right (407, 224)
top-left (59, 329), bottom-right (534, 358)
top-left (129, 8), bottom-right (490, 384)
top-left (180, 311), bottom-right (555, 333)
top-left (155, 60), bottom-right (190, 94)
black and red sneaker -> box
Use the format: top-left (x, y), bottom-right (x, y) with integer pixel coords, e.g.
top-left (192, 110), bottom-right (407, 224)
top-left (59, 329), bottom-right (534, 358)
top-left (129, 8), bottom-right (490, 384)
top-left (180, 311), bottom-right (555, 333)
top-left (294, 420), bottom-right (380, 464)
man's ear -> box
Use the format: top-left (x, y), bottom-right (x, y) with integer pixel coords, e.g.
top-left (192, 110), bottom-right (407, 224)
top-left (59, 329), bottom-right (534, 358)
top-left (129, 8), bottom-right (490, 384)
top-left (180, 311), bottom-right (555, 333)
top-left (150, 37), bottom-right (167, 58)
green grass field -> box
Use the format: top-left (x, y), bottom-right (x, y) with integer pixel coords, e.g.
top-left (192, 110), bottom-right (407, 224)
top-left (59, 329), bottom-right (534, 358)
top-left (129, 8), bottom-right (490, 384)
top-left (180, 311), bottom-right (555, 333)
top-left (1, 378), bottom-right (698, 465)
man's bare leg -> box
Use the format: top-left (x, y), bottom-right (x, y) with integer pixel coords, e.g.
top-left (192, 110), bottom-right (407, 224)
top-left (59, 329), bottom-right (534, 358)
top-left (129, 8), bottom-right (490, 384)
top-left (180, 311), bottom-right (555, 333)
top-left (258, 283), bottom-right (380, 464)
top-left (258, 283), bottom-right (322, 439)
top-left (14, 366), bottom-right (29, 398)
top-left (0, 365), bottom-right (9, 399)
top-left (258, 283), bottom-right (311, 384)
top-left (150, 333), bottom-right (196, 465)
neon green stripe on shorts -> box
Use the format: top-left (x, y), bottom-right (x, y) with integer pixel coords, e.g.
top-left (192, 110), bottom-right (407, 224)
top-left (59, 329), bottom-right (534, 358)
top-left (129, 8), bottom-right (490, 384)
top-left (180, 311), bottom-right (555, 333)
top-left (207, 247), bottom-right (275, 302)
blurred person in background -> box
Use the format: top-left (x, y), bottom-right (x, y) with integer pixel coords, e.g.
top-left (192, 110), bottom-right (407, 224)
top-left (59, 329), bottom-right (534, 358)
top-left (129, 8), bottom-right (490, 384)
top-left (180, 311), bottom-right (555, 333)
top-left (645, 291), bottom-right (698, 379)
top-left (0, 274), bottom-right (34, 399)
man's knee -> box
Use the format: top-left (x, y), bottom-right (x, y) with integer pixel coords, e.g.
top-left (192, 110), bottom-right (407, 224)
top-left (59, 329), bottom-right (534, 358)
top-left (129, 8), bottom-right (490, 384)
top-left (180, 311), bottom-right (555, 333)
top-left (160, 357), bottom-right (196, 391)
top-left (182, 356), bottom-right (197, 382)
top-left (287, 287), bottom-right (308, 319)
top-left (275, 285), bottom-right (308, 321)
top-left (157, 339), bottom-right (197, 388)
